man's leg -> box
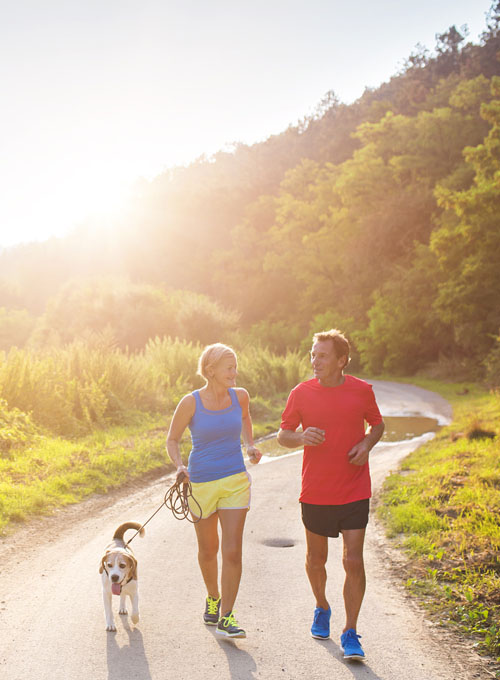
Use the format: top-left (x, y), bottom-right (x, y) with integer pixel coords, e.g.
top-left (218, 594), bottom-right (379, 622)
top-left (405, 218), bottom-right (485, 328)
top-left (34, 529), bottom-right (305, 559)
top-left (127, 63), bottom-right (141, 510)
top-left (341, 528), bottom-right (366, 632)
top-left (305, 528), bottom-right (329, 609)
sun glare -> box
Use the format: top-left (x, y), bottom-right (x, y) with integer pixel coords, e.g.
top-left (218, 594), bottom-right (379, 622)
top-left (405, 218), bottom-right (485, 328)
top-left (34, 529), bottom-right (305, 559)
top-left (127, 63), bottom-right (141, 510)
top-left (0, 163), bottom-right (144, 248)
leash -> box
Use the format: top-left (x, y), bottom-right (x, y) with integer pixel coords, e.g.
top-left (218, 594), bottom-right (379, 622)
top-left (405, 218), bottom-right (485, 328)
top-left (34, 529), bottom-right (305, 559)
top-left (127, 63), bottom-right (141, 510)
top-left (125, 474), bottom-right (202, 547)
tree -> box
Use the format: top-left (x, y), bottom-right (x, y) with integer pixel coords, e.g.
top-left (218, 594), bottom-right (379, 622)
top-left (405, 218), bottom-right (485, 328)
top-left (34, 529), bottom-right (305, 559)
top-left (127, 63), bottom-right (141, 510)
top-left (0, 308), bottom-right (36, 351)
top-left (355, 246), bottom-right (451, 374)
top-left (431, 77), bottom-right (500, 357)
top-left (32, 278), bottom-right (176, 351)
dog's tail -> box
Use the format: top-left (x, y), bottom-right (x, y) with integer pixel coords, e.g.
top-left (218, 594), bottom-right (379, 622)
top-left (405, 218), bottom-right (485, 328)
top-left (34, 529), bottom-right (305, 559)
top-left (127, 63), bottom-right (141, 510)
top-left (113, 522), bottom-right (145, 541)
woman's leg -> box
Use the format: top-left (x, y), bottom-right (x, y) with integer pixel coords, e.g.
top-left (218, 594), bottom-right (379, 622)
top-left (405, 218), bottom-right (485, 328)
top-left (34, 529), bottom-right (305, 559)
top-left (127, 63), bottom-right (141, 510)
top-left (217, 508), bottom-right (248, 614)
top-left (193, 511), bottom-right (220, 598)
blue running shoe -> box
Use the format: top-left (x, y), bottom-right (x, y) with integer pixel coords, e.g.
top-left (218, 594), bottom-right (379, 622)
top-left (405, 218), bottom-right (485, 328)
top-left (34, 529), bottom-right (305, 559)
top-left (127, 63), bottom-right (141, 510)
top-left (310, 606), bottom-right (331, 639)
top-left (340, 628), bottom-right (365, 660)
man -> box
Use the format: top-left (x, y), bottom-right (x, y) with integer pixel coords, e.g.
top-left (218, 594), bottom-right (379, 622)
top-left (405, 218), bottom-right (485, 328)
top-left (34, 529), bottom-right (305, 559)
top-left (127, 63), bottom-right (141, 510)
top-left (277, 329), bottom-right (384, 660)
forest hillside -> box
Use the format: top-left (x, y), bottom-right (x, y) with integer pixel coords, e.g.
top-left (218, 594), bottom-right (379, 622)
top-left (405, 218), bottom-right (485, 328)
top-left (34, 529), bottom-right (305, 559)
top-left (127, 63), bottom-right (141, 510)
top-left (1, 4), bottom-right (500, 384)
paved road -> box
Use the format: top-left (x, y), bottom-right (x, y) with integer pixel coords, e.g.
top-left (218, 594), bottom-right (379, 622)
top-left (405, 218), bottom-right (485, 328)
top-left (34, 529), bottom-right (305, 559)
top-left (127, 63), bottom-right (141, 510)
top-left (0, 381), bottom-right (491, 679)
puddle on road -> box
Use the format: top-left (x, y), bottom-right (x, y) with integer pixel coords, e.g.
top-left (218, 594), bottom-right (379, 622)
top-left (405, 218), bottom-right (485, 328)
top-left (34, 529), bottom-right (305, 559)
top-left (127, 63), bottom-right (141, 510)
top-left (254, 416), bottom-right (439, 458)
top-left (381, 416), bottom-right (439, 442)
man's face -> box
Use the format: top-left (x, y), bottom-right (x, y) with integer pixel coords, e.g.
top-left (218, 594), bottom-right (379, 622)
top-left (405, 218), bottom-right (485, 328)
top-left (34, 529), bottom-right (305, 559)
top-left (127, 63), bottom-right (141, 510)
top-left (310, 339), bottom-right (345, 382)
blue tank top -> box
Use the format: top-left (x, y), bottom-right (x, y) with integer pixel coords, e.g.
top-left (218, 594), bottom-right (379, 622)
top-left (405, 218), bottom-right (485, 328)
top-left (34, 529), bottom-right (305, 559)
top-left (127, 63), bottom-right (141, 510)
top-left (188, 388), bottom-right (246, 483)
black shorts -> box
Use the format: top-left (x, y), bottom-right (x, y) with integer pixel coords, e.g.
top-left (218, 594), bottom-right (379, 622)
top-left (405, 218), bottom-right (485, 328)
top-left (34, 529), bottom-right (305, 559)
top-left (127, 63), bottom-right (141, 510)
top-left (301, 499), bottom-right (370, 538)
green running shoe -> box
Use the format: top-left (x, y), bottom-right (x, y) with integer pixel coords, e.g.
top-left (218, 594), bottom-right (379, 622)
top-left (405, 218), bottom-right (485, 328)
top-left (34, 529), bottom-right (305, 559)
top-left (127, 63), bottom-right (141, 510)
top-left (216, 611), bottom-right (246, 638)
top-left (203, 596), bottom-right (221, 625)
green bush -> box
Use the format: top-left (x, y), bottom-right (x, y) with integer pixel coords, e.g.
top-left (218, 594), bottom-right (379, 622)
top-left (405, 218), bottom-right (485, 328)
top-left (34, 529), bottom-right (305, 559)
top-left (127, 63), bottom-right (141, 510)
top-left (484, 331), bottom-right (500, 387)
top-left (0, 398), bottom-right (40, 455)
top-left (0, 338), bottom-right (309, 438)
top-left (0, 307), bottom-right (36, 350)
top-left (167, 290), bottom-right (240, 346)
top-left (243, 320), bottom-right (303, 355)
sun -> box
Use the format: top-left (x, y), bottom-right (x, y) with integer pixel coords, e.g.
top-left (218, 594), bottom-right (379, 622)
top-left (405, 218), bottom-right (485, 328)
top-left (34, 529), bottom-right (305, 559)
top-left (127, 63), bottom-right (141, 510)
top-left (0, 162), bottom-right (143, 248)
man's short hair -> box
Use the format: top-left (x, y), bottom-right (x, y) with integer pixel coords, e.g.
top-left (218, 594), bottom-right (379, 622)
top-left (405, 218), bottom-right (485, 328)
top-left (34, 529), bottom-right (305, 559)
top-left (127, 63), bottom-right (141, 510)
top-left (312, 329), bottom-right (350, 367)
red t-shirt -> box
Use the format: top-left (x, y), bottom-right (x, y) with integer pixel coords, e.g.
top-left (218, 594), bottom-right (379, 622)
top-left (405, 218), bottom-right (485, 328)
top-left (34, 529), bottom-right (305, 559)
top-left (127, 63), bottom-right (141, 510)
top-left (280, 376), bottom-right (383, 505)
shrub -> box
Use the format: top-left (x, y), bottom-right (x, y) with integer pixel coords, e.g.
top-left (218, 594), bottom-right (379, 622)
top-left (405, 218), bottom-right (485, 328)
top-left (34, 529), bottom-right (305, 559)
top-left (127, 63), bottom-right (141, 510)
top-left (0, 398), bottom-right (40, 455)
top-left (0, 307), bottom-right (36, 350)
top-left (167, 290), bottom-right (240, 346)
top-left (484, 331), bottom-right (500, 387)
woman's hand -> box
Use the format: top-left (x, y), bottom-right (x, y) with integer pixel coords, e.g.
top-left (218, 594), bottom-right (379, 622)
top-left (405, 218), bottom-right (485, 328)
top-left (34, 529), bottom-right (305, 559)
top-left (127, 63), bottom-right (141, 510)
top-left (246, 445), bottom-right (262, 465)
top-left (176, 464), bottom-right (189, 483)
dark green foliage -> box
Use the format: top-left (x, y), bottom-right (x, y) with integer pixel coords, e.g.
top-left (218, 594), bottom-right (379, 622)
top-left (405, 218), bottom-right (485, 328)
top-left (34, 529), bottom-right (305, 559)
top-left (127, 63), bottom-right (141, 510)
top-left (484, 333), bottom-right (500, 387)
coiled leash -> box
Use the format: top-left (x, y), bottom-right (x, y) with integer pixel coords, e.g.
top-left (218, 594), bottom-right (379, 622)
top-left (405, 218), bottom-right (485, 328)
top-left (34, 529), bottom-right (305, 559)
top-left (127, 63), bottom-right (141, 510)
top-left (125, 474), bottom-right (202, 547)
top-left (164, 475), bottom-right (203, 523)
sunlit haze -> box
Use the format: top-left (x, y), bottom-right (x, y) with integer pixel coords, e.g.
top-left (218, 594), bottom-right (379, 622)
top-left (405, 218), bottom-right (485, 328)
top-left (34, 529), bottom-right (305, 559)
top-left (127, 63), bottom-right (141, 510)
top-left (0, 0), bottom-right (492, 248)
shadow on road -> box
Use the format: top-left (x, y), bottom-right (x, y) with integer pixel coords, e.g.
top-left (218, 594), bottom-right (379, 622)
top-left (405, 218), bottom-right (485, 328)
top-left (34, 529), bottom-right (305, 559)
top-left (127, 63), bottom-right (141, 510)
top-left (313, 638), bottom-right (385, 679)
top-left (106, 623), bottom-right (152, 680)
top-left (215, 637), bottom-right (258, 679)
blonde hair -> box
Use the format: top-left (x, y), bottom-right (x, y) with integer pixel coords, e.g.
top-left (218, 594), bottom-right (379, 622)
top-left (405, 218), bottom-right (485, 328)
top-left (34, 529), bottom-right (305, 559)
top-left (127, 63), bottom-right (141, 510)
top-left (197, 343), bottom-right (237, 381)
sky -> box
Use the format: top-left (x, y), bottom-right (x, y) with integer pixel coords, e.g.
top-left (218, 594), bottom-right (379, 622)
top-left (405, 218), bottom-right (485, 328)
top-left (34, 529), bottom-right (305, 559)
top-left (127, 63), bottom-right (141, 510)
top-left (0, 0), bottom-right (494, 249)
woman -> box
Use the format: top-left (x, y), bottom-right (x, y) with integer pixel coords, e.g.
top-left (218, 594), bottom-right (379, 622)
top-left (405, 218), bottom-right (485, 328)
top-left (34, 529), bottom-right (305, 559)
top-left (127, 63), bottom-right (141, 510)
top-left (166, 343), bottom-right (262, 638)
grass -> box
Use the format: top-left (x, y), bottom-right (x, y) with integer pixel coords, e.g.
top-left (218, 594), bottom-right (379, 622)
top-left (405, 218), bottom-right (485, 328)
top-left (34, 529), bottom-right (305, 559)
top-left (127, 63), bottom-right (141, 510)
top-left (0, 339), bottom-right (308, 533)
top-left (0, 395), bottom-right (287, 535)
top-left (0, 413), bottom-right (169, 531)
top-left (376, 377), bottom-right (500, 670)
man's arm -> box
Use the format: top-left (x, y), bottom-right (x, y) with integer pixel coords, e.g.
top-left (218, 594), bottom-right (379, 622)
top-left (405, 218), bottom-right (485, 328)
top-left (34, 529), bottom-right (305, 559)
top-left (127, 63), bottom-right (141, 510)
top-left (347, 421), bottom-right (385, 466)
top-left (277, 427), bottom-right (326, 448)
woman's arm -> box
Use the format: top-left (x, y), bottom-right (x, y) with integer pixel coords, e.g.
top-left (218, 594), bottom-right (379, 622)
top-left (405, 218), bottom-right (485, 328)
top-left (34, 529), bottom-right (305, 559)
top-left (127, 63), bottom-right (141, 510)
top-left (236, 388), bottom-right (262, 465)
top-left (166, 394), bottom-right (195, 481)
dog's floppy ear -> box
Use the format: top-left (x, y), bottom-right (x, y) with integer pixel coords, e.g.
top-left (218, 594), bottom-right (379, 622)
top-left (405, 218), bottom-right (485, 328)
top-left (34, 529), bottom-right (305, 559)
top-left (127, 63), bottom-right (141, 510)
top-left (128, 554), bottom-right (138, 581)
top-left (99, 554), bottom-right (108, 574)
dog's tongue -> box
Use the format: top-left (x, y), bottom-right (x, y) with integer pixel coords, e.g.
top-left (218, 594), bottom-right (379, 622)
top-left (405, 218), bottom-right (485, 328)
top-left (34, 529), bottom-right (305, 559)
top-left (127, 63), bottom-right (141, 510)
top-left (111, 583), bottom-right (122, 596)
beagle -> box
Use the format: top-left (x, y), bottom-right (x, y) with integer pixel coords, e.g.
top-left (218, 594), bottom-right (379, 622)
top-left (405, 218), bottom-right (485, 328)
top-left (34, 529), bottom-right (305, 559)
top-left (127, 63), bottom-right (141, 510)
top-left (99, 522), bottom-right (144, 632)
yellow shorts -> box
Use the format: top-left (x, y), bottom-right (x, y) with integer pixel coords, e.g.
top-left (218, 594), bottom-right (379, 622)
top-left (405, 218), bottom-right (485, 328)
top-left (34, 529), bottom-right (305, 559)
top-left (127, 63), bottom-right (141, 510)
top-left (189, 471), bottom-right (251, 519)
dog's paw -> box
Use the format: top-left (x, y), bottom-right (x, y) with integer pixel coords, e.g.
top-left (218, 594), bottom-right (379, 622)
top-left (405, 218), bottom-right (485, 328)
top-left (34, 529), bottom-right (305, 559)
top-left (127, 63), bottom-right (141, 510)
top-left (119, 608), bottom-right (128, 616)
top-left (131, 613), bottom-right (139, 624)
top-left (106, 623), bottom-right (117, 632)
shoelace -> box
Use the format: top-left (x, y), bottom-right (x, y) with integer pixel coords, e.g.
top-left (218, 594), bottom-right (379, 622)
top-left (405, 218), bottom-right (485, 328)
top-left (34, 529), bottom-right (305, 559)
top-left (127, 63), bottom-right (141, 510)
top-left (207, 598), bottom-right (220, 615)
top-left (221, 612), bottom-right (240, 628)
top-left (344, 630), bottom-right (362, 643)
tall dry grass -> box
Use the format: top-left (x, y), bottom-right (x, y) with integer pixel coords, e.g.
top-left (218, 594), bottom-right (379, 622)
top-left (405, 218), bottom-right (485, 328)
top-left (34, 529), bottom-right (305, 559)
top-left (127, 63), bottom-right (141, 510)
top-left (0, 338), bottom-right (310, 437)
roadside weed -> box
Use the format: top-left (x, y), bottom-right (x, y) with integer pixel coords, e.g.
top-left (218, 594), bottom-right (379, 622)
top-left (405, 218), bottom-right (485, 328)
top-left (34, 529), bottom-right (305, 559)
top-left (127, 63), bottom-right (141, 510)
top-left (377, 380), bottom-right (500, 664)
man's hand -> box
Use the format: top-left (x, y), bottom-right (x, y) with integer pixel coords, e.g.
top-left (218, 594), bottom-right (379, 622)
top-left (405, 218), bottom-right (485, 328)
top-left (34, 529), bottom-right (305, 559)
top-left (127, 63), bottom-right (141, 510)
top-left (302, 427), bottom-right (326, 446)
top-left (348, 422), bottom-right (385, 465)
top-left (347, 440), bottom-right (371, 466)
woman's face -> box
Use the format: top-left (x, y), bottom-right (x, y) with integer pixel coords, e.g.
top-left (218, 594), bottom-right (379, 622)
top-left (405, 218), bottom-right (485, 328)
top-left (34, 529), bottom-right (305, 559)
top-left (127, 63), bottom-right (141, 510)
top-left (209, 354), bottom-right (238, 387)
